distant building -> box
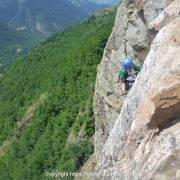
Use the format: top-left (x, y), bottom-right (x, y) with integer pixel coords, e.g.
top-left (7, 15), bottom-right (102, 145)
top-left (16, 48), bottom-right (22, 54)
top-left (16, 26), bottom-right (27, 31)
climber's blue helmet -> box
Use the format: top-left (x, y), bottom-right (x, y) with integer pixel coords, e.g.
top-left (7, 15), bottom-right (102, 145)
top-left (122, 57), bottom-right (133, 69)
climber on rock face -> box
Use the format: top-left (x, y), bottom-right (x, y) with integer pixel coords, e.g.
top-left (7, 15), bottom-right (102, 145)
top-left (118, 57), bottom-right (142, 95)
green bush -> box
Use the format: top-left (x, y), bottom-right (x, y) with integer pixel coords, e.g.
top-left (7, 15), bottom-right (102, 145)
top-left (58, 140), bottom-right (93, 172)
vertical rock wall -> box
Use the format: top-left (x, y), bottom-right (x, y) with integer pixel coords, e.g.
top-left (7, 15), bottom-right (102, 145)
top-left (94, 0), bottom-right (150, 159)
top-left (94, 0), bottom-right (180, 179)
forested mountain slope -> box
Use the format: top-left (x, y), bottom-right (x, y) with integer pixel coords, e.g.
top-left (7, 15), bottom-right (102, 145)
top-left (0, 7), bottom-right (116, 179)
top-left (0, 0), bottom-right (107, 69)
top-left (0, 22), bottom-right (25, 47)
top-left (0, 22), bottom-right (37, 67)
top-left (0, 0), bottom-right (106, 36)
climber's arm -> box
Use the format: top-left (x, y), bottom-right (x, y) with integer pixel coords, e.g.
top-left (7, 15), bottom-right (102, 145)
top-left (134, 63), bottom-right (142, 72)
top-left (119, 69), bottom-right (127, 94)
top-left (121, 80), bottom-right (126, 92)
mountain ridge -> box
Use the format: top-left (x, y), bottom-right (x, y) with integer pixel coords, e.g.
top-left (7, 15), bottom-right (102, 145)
top-left (0, 0), bottom-right (106, 36)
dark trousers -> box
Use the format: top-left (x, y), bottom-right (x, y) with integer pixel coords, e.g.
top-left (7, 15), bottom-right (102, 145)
top-left (125, 81), bottom-right (134, 91)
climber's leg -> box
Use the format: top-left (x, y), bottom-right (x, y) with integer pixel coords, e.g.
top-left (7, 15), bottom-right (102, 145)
top-left (125, 82), bottom-right (130, 92)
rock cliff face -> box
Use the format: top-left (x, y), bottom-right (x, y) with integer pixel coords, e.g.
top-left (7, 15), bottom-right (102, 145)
top-left (94, 0), bottom-right (180, 179)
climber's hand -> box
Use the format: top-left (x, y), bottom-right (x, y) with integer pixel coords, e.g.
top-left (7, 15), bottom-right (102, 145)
top-left (121, 91), bottom-right (127, 96)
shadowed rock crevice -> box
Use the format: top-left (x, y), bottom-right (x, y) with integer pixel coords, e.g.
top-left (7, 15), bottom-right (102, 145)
top-left (148, 28), bottom-right (159, 43)
top-left (148, 85), bottom-right (180, 129)
top-left (138, 9), bottom-right (146, 24)
top-left (158, 116), bottom-right (180, 131)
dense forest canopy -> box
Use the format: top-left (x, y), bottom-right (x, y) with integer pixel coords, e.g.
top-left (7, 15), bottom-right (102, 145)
top-left (0, 7), bottom-right (116, 179)
top-left (0, 22), bottom-right (40, 70)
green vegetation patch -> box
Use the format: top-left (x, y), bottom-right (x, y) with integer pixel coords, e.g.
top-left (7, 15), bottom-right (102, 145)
top-left (0, 7), bottom-right (116, 179)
